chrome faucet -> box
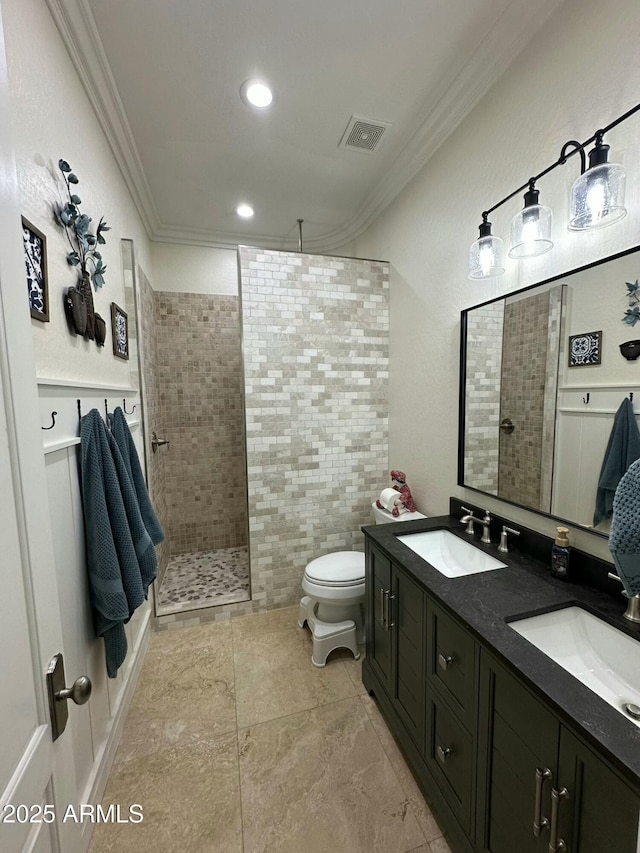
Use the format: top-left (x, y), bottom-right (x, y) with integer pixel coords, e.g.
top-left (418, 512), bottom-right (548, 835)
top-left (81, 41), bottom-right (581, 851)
top-left (460, 507), bottom-right (492, 544)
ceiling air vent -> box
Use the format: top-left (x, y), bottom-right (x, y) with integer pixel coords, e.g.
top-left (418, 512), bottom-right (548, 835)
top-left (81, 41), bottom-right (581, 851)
top-left (339, 115), bottom-right (392, 154)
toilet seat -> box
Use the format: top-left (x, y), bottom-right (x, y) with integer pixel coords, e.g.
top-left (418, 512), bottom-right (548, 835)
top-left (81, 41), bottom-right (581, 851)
top-left (304, 551), bottom-right (365, 587)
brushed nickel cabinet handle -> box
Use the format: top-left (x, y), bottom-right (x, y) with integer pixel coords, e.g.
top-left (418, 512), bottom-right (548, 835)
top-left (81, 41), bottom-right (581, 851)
top-left (387, 593), bottom-right (395, 628)
top-left (438, 652), bottom-right (453, 671)
top-left (548, 786), bottom-right (568, 852)
top-left (379, 588), bottom-right (386, 628)
top-left (533, 767), bottom-right (551, 837)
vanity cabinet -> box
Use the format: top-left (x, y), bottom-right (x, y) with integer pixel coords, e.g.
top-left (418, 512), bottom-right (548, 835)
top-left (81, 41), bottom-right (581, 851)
top-left (362, 531), bottom-right (640, 853)
top-left (477, 652), bottom-right (640, 853)
top-left (366, 542), bottom-right (425, 750)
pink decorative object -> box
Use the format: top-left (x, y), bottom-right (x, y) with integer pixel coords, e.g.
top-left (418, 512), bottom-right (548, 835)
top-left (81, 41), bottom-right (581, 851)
top-left (375, 471), bottom-right (417, 516)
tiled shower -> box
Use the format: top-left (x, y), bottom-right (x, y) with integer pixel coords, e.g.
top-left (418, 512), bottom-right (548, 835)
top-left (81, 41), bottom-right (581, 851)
top-left (139, 247), bottom-right (389, 623)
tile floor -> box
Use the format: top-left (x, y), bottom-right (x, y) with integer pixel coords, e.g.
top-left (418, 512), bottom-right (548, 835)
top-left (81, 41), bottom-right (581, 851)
top-left (89, 606), bottom-right (451, 853)
top-left (156, 547), bottom-right (250, 615)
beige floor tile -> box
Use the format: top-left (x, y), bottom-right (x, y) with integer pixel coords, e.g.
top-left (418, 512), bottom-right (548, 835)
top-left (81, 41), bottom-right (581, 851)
top-left (234, 625), bottom-right (357, 727)
top-left (361, 695), bottom-right (445, 844)
top-left (231, 605), bottom-right (299, 640)
top-left (336, 645), bottom-right (367, 695)
top-left (126, 625), bottom-right (236, 740)
top-left (149, 618), bottom-right (231, 656)
top-left (89, 729), bottom-right (242, 853)
top-left (428, 837), bottom-right (453, 853)
top-left (238, 696), bottom-right (426, 853)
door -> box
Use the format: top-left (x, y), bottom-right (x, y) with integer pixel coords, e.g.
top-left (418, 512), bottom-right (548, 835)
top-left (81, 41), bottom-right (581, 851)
top-left (477, 652), bottom-right (559, 853)
top-left (366, 543), bottom-right (393, 694)
top-left (555, 728), bottom-right (640, 853)
top-left (0, 11), bottom-right (83, 848)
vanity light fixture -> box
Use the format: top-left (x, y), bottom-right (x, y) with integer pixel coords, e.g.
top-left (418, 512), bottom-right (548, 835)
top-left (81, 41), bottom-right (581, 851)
top-left (568, 132), bottom-right (627, 230)
top-left (468, 215), bottom-right (505, 280)
top-left (239, 79), bottom-right (273, 110)
top-left (468, 100), bottom-right (640, 280)
top-left (235, 203), bottom-right (254, 218)
top-left (508, 180), bottom-right (553, 258)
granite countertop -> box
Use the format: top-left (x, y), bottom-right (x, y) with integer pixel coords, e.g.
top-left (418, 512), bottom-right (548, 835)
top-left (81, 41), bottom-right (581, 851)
top-left (362, 513), bottom-right (640, 786)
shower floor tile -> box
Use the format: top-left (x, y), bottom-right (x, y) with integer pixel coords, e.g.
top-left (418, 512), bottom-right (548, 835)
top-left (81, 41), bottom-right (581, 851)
top-left (156, 547), bottom-right (250, 616)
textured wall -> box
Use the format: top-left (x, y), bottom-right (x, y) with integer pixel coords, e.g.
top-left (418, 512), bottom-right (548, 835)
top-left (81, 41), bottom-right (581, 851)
top-left (464, 301), bottom-right (504, 493)
top-left (154, 291), bottom-right (247, 555)
top-left (239, 247), bottom-right (389, 611)
top-left (498, 291), bottom-right (550, 507)
top-left (352, 0), bottom-right (640, 562)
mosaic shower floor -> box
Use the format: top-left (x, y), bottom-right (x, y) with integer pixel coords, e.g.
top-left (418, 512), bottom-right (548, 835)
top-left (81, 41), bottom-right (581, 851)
top-left (156, 546), bottom-right (250, 616)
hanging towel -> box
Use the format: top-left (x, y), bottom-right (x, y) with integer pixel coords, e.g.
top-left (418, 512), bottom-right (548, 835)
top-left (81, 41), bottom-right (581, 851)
top-left (81, 409), bottom-right (153, 677)
top-left (593, 398), bottom-right (640, 526)
top-left (111, 406), bottom-right (165, 550)
top-left (609, 458), bottom-right (640, 595)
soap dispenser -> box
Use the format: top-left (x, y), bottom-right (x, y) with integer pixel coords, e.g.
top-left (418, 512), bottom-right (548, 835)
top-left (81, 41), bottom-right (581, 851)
top-left (551, 527), bottom-right (572, 580)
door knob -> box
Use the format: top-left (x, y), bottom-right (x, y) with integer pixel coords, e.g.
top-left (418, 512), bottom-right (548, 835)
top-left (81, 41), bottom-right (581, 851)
top-left (55, 675), bottom-right (92, 706)
top-left (46, 653), bottom-right (92, 741)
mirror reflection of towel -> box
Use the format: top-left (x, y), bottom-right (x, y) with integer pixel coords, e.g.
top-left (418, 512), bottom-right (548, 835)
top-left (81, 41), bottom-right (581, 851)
top-left (593, 399), bottom-right (640, 526)
top-left (610, 458), bottom-right (640, 595)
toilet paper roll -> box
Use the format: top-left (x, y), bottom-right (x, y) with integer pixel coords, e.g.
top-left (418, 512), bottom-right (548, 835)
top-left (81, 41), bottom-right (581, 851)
top-left (379, 488), bottom-right (402, 511)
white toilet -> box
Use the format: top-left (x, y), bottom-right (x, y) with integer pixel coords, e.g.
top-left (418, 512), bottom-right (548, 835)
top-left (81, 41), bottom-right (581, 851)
top-left (298, 500), bottom-right (426, 667)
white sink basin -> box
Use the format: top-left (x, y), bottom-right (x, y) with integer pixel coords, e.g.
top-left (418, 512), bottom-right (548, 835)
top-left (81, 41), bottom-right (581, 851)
top-left (510, 606), bottom-right (640, 726)
top-left (395, 529), bottom-right (508, 578)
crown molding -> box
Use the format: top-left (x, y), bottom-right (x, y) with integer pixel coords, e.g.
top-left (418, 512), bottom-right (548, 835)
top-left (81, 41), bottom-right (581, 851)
top-left (45, 0), bottom-right (162, 238)
top-left (47, 0), bottom-right (563, 254)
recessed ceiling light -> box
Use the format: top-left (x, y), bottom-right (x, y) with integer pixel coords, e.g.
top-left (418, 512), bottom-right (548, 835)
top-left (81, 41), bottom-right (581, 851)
top-left (240, 79), bottom-right (273, 109)
top-left (236, 203), bottom-right (254, 218)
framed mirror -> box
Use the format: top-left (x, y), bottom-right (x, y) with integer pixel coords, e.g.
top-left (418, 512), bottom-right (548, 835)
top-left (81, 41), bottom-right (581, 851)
top-left (459, 245), bottom-right (640, 537)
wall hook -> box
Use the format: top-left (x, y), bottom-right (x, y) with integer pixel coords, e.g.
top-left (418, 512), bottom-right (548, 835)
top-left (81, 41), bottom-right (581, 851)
top-left (582, 393), bottom-right (590, 404)
top-left (630, 392), bottom-right (634, 402)
top-left (123, 399), bottom-right (136, 415)
top-left (77, 399), bottom-right (82, 421)
top-left (42, 411), bottom-right (58, 431)
top-left (104, 398), bottom-right (109, 421)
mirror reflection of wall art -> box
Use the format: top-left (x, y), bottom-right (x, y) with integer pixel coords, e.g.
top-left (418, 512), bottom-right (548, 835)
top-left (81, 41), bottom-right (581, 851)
top-left (22, 217), bottom-right (49, 322)
top-left (110, 302), bottom-right (129, 360)
top-left (569, 331), bottom-right (602, 367)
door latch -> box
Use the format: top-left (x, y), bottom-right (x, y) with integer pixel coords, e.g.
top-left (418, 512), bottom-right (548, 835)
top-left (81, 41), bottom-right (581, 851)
top-left (46, 653), bottom-right (92, 741)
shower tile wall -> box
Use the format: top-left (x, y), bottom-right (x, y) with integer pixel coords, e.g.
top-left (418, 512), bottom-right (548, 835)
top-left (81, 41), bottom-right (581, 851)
top-left (499, 290), bottom-right (551, 509)
top-left (464, 301), bottom-right (505, 493)
top-left (137, 264), bottom-right (170, 586)
top-left (154, 292), bottom-right (247, 554)
top-left (239, 247), bottom-right (389, 612)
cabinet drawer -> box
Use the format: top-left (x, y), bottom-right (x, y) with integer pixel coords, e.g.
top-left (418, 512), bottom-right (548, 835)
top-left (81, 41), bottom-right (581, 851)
top-left (426, 691), bottom-right (474, 834)
top-left (428, 602), bottom-right (476, 727)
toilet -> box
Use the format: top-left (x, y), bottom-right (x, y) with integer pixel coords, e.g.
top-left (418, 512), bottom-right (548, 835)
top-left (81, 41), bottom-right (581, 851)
top-left (298, 500), bottom-right (426, 667)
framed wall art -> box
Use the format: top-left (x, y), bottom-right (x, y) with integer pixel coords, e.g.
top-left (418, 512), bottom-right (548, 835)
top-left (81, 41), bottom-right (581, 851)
top-left (111, 302), bottom-right (129, 360)
top-left (22, 217), bottom-right (49, 322)
top-left (568, 330), bottom-right (602, 367)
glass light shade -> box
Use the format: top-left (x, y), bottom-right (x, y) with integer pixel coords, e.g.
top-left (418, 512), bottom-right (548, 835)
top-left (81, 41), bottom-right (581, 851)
top-left (568, 162), bottom-right (626, 230)
top-left (509, 203), bottom-right (553, 258)
top-left (468, 234), bottom-right (505, 279)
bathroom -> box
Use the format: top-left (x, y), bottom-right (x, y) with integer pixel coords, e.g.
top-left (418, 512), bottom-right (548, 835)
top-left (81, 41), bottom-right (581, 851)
top-left (2, 0), bottom-right (640, 851)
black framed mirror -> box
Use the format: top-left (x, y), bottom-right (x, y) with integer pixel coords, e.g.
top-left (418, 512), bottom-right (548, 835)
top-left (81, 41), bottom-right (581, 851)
top-left (458, 245), bottom-right (640, 537)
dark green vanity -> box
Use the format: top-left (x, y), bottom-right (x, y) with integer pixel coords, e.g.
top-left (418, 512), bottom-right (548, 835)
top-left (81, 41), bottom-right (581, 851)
top-left (362, 513), bottom-right (640, 853)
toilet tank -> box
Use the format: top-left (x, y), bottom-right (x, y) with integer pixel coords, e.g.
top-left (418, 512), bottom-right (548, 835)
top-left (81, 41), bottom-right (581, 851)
top-left (371, 501), bottom-right (426, 524)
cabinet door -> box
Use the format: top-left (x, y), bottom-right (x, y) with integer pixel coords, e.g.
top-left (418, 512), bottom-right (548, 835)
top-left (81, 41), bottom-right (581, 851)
top-left (555, 728), bottom-right (640, 853)
top-left (428, 601), bottom-right (476, 731)
top-left (366, 543), bottom-right (393, 694)
top-left (392, 567), bottom-right (425, 750)
top-left (477, 652), bottom-right (559, 853)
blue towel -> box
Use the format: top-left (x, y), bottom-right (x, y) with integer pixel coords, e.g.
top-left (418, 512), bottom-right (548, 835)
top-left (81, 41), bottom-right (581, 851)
top-left (593, 398), bottom-right (640, 526)
top-left (609, 458), bottom-right (640, 595)
top-left (111, 406), bottom-right (165, 550)
top-left (81, 409), bottom-right (156, 677)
